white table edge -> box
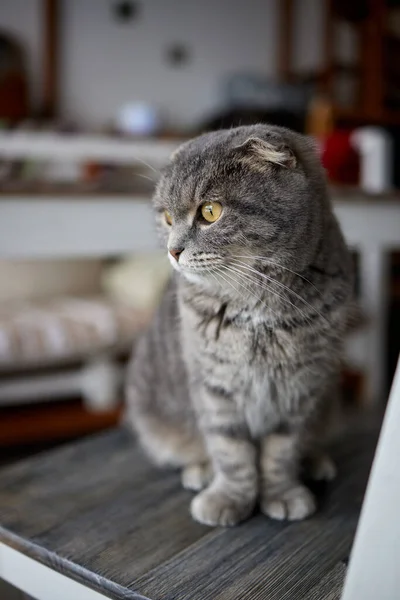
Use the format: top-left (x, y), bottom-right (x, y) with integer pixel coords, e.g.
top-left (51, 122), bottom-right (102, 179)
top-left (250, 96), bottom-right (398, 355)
top-left (0, 543), bottom-right (114, 600)
top-left (341, 357), bottom-right (400, 599)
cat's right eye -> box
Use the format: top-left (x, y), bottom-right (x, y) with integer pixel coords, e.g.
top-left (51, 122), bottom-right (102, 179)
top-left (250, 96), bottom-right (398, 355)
top-left (164, 210), bottom-right (173, 226)
top-left (200, 201), bottom-right (222, 223)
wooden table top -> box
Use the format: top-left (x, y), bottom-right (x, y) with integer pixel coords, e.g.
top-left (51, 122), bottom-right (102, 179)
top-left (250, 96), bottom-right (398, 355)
top-left (0, 423), bottom-right (379, 600)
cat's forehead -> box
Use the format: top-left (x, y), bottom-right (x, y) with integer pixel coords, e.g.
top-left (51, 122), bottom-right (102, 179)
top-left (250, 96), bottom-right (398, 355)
top-left (154, 124), bottom-right (313, 213)
top-left (163, 124), bottom-right (288, 191)
top-left (158, 146), bottom-right (229, 212)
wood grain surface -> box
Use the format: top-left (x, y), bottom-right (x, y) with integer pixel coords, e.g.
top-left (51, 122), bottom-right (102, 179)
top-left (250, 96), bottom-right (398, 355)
top-left (0, 423), bottom-right (379, 600)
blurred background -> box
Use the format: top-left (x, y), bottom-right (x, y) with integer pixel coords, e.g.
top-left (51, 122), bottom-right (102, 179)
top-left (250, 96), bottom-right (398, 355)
top-left (0, 0), bottom-right (399, 463)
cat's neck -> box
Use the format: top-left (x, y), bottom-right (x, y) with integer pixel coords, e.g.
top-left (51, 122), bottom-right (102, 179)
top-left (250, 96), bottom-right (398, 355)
top-left (178, 273), bottom-right (286, 326)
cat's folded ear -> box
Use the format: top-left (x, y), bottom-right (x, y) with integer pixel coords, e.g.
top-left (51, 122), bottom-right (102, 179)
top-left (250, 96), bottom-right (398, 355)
top-left (234, 136), bottom-right (297, 170)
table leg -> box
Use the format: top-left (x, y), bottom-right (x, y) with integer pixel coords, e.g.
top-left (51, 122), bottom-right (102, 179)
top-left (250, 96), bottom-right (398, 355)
top-left (358, 246), bottom-right (389, 404)
top-left (341, 358), bottom-right (400, 599)
top-left (0, 544), bottom-right (111, 600)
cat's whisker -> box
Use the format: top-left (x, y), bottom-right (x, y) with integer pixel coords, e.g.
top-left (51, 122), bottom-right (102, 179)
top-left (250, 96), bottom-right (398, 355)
top-left (133, 158), bottom-right (161, 176)
top-left (205, 267), bottom-right (223, 292)
top-left (228, 264), bottom-right (321, 326)
top-left (205, 265), bottom-right (225, 288)
top-left (136, 173), bottom-right (158, 184)
top-left (226, 264), bottom-right (291, 304)
top-left (229, 260), bottom-right (328, 325)
top-left (221, 264), bottom-right (312, 324)
top-left (230, 260), bottom-right (309, 303)
top-left (211, 266), bottom-right (249, 302)
top-left (210, 260), bottom-right (296, 323)
top-left (231, 254), bottom-right (322, 295)
top-left (208, 266), bottom-right (260, 313)
top-left (216, 265), bottom-right (255, 300)
top-left (217, 265), bottom-right (281, 320)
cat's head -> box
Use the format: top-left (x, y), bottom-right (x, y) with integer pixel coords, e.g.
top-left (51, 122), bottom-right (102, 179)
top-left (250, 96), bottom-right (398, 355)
top-left (153, 124), bottom-right (328, 286)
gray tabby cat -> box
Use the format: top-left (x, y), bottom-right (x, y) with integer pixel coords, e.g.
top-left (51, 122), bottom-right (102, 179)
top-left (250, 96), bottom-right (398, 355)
top-left (126, 124), bottom-right (353, 527)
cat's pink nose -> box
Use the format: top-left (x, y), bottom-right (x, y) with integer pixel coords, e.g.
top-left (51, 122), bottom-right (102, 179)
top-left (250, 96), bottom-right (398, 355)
top-left (169, 248), bottom-right (184, 262)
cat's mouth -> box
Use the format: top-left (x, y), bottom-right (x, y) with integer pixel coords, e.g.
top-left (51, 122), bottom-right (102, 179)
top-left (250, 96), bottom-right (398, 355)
top-left (168, 251), bottom-right (227, 283)
top-left (169, 251), bottom-right (224, 271)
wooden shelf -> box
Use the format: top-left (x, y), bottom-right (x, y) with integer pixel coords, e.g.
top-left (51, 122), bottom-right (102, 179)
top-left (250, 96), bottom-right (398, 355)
top-left (283, 1), bottom-right (400, 131)
top-left (334, 107), bottom-right (400, 126)
top-left (0, 399), bottom-right (122, 446)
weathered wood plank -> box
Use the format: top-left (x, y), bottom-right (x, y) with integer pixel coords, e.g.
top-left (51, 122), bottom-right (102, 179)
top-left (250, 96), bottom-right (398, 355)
top-left (0, 424), bottom-right (378, 600)
top-left (133, 431), bottom-right (375, 600)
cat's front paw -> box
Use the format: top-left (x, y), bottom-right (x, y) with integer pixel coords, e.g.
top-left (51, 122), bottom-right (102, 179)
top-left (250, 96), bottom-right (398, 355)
top-left (261, 484), bottom-right (316, 521)
top-left (190, 486), bottom-right (253, 527)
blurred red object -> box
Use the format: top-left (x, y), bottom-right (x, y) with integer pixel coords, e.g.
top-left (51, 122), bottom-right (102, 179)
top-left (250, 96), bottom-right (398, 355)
top-left (0, 72), bottom-right (28, 122)
top-left (321, 130), bottom-right (360, 185)
top-left (0, 32), bottom-right (29, 123)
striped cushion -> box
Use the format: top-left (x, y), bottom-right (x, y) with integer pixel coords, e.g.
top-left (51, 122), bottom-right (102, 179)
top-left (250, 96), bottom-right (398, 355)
top-left (0, 296), bottom-right (150, 369)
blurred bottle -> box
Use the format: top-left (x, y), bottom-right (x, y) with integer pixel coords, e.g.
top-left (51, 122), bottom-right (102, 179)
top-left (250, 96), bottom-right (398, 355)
top-left (306, 95), bottom-right (334, 149)
top-left (351, 127), bottom-right (393, 194)
top-left (116, 102), bottom-right (161, 137)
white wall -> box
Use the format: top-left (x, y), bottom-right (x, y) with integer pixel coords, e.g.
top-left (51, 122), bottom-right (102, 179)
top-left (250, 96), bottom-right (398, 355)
top-left (293, 0), bottom-right (324, 72)
top-left (60, 0), bottom-right (279, 128)
top-left (0, 0), bottom-right (326, 129)
top-left (0, 0), bottom-right (42, 112)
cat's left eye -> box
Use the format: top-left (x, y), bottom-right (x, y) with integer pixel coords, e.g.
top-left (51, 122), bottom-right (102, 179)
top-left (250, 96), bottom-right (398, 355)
top-left (200, 201), bottom-right (222, 223)
top-left (164, 210), bottom-right (173, 226)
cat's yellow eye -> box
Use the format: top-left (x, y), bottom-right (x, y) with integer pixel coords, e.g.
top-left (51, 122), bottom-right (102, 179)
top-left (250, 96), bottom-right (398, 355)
top-left (164, 210), bottom-right (173, 226)
top-left (201, 201), bottom-right (222, 223)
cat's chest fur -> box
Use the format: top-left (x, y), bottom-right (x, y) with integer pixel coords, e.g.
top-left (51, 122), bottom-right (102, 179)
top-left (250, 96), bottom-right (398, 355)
top-left (182, 295), bottom-right (300, 435)
top-left (185, 297), bottom-right (298, 369)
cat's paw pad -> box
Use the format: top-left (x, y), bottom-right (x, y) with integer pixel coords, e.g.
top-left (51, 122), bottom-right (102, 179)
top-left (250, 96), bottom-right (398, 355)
top-left (181, 463), bottom-right (212, 491)
top-left (190, 488), bottom-right (252, 527)
top-left (308, 455), bottom-right (337, 482)
top-left (261, 485), bottom-right (316, 521)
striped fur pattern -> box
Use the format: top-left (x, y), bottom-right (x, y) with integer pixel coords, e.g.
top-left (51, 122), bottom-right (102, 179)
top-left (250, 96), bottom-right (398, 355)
top-left (126, 124), bottom-right (354, 526)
